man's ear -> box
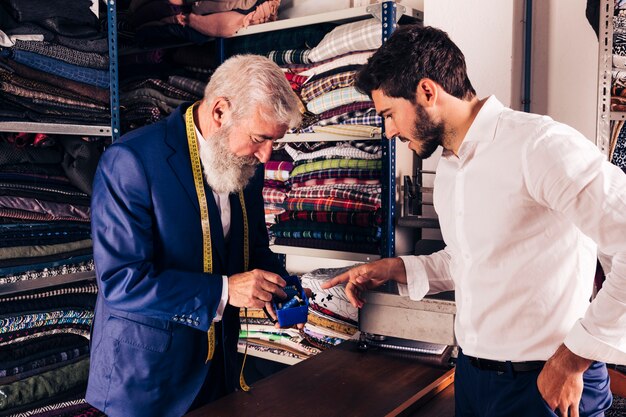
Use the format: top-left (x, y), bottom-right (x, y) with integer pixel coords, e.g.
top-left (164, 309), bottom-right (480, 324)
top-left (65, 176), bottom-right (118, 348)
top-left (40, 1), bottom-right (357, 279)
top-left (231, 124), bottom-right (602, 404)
top-left (415, 79), bottom-right (439, 108)
top-left (209, 97), bottom-right (231, 128)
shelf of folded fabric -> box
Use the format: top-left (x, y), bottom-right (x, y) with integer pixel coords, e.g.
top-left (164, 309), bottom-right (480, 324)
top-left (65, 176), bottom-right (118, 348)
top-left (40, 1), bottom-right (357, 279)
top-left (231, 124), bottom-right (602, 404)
top-left (237, 342), bottom-right (303, 366)
top-left (0, 121), bottom-right (112, 136)
top-left (270, 245), bottom-right (381, 262)
top-left (231, 4), bottom-right (423, 38)
top-left (0, 270), bottom-right (96, 297)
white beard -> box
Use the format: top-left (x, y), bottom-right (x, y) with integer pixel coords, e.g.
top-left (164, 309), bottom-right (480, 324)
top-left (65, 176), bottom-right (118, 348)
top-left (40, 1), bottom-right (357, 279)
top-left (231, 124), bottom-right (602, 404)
top-left (198, 126), bottom-right (259, 194)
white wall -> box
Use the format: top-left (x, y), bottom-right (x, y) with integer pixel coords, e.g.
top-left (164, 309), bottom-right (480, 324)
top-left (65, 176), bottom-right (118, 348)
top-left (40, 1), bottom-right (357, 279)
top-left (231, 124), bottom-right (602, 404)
top-left (530, 0), bottom-right (598, 140)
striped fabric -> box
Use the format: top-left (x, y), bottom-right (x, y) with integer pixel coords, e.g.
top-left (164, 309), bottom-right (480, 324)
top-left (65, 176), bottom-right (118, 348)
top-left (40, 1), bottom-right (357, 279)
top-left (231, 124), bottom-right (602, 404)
top-left (316, 108), bottom-right (381, 128)
top-left (277, 210), bottom-right (382, 227)
top-left (299, 51), bottom-right (373, 79)
top-left (285, 197), bottom-right (380, 212)
top-left (290, 158), bottom-right (382, 177)
top-left (318, 101), bottom-right (374, 121)
top-left (352, 141), bottom-right (383, 155)
top-left (312, 124), bottom-right (382, 138)
top-left (286, 141), bottom-right (381, 161)
top-left (267, 49), bottom-right (311, 65)
top-left (308, 19), bottom-right (381, 62)
top-left (300, 70), bottom-right (357, 103)
top-left (7, 398), bottom-right (88, 417)
top-left (288, 183), bottom-right (381, 193)
top-left (306, 87), bottom-right (370, 114)
top-left (292, 177), bottom-right (380, 188)
top-left (286, 188), bottom-right (381, 205)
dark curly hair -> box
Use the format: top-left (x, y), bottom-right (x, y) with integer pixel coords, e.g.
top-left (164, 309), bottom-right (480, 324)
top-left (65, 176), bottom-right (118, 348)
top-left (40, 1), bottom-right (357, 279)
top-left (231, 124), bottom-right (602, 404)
top-left (356, 25), bottom-right (476, 102)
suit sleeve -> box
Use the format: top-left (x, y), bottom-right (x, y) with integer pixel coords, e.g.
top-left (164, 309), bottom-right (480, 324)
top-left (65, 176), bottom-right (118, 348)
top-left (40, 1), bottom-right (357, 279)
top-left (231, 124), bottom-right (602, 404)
top-left (91, 144), bottom-right (222, 331)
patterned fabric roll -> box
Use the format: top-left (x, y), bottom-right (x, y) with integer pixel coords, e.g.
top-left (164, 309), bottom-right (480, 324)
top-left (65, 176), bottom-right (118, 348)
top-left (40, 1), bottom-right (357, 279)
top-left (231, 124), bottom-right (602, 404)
top-left (276, 210), bottom-right (382, 227)
top-left (290, 158), bottom-right (381, 177)
top-left (300, 70), bottom-right (356, 103)
top-left (306, 86), bottom-right (370, 114)
top-left (284, 197), bottom-right (380, 212)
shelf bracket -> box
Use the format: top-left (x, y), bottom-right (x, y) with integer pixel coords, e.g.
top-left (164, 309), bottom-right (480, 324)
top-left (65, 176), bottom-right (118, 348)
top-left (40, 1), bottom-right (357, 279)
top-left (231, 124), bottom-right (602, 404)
top-left (367, 2), bottom-right (405, 26)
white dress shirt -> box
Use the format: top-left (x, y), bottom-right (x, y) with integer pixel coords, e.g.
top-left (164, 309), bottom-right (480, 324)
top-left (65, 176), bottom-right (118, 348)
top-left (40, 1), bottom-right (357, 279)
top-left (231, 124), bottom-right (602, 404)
top-left (398, 96), bottom-right (626, 364)
top-left (196, 127), bottom-right (229, 322)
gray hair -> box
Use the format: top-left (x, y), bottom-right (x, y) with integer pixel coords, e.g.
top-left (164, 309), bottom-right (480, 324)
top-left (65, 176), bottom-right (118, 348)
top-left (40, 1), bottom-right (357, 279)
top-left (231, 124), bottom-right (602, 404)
top-left (203, 54), bottom-right (302, 129)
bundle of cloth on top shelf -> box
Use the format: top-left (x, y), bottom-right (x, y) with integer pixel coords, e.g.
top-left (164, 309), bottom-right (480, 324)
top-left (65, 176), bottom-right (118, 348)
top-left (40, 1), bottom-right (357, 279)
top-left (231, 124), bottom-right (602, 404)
top-left (0, 133), bottom-right (107, 417)
top-left (609, 3), bottom-right (626, 169)
top-left (0, 0), bottom-right (110, 126)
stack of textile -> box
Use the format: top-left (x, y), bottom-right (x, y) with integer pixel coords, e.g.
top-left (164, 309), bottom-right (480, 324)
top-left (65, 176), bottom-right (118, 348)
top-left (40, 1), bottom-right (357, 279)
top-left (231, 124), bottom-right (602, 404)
top-left (0, 282), bottom-right (101, 417)
top-left (0, 132), bottom-right (105, 293)
top-left (262, 148), bottom-right (293, 238)
top-left (270, 140), bottom-right (383, 254)
top-left (0, 0), bottom-right (110, 126)
top-left (0, 133), bottom-right (106, 416)
top-left (238, 266), bottom-right (359, 362)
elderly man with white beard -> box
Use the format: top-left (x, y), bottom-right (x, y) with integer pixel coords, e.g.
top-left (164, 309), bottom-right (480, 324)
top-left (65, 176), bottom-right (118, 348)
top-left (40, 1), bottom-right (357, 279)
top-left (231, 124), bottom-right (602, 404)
top-left (86, 55), bottom-right (302, 417)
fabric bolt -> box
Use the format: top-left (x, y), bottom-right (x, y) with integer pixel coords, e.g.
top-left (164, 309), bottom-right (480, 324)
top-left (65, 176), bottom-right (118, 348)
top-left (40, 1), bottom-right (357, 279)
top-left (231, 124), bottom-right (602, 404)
top-left (290, 158), bottom-right (382, 177)
top-left (5, 397), bottom-right (88, 417)
top-left (274, 236), bottom-right (378, 254)
top-left (290, 167), bottom-right (381, 184)
top-left (262, 188), bottom-right (286, 204)
top-left (286, 188), bottom-right (380, 206)
top-left (0, 170), bottom-right (71, 186)
top-left (168, 75), bottom-right (207, 98)
top-left (0, 282), bottom-right (96, 303)
top-left (298, 51), bottom-right (373, 79)
top-left (285, 141), bottom-right (380, 161)
top-left (0, 58), bottom-right (109, 104)
top-left (0, 81), bottom-right (108, 112)
top-left (350, 141), bottom-right (383, 155)
top-left (285, 197), bottom-right (380, 212)
top-left (264, 160), bottom-right (293, 173)
top-left (0, 222), bottom-right (92, 243)
top-left (0, 259), bottom-right (94, 284)
top-left (13, 40), bottom-right (109, 70)
top-left (270, 220), bottom-right (381, 241)
top-left (3, 49), bottom-right (109, 89)
top-left (292, 177), bottom-right (380, 189)
top-left (0, 357), bottom-right (90, 413)
top-left (0, 325), bottom-right (91, 347)
top-left (308, 19), bottom-right (381, 62)
top-left (283, 72), bottom-right (308, 91)
top-left (277, 140), bottom-right (335, 153)
top-left (317, 101), bottom-right (375, 121)
top-left (0, 309), bottom-right (94, 335)
top-left (306, 86), bottom-right (370, 114)
top-left (0, 345), bottom-right (89, 380)
top-left (0, 143), bottom-right (62, 166)
top-left (30, 18), bottom-right (99, 39)
top-left (263, 179), bottom-right (289, 191)
top-left (55, 34), bottom-right (108, 54)
top-left (58, 136), bottom-right (105, 196)
top-left (226, 24), bottom-right (334, 55)
top-left (300, 70), bottom-right (356, 103)
top-left (122, 78), bottom-right (199, 101)
top-left (286, 183), bottom-right (381, 194)
top-left (266, 49), bottom-right (311, 66)
top-left (120, 88), bottom-right (187, 114)
top-left (4, 0), bottom-right (97, 26)
top-left (0, 196), bottom-right (90, 222)
top-left (277, 210), bottom-right (382, 227)
top-left (316, 109), bottom-right (382, 128)
top-left (304, 64), bottom-right (363, 86)
top-left (0, 228), bottom-right (90, 248)
top-left (0, 239), bottom-right (92, 262)
top-left (313, 124), bottom-right (382, 138)
top-left (1, 293), bottom-right (96, 315)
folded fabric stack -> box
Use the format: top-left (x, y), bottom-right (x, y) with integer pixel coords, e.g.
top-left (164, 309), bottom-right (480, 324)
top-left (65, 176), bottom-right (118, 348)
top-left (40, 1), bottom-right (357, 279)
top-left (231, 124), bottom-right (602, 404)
top-left (270, 140), bottom-right (383, 254)
top-left (0, 282), bottom-right (100, 417)
top-left (610, 4), bottom-right (626, 168)
top-left (0, 0), bottom-right (110, 126)
top-left (238, 267), bottom-right (359, 362)
top-left (0, 133), bottom-right (105, 289)
top-left (263, 155), bottom-right (293, 237)
top-left (286, 18), bottom-right (383, 135)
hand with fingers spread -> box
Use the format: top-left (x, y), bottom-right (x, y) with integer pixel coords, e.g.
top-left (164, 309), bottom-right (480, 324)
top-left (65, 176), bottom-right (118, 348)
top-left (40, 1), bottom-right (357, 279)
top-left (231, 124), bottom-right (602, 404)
top-left (228, 269), bottom-right (287, 314)
top-left (536, 344), bottom-right (592, 417)
top-left (321, 257), bottom-right (407, 308)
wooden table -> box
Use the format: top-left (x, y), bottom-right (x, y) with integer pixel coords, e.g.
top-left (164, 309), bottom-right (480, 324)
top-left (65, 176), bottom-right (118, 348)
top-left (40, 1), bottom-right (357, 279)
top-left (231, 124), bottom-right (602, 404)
top-left (186, 341), bottom-right (454, 417)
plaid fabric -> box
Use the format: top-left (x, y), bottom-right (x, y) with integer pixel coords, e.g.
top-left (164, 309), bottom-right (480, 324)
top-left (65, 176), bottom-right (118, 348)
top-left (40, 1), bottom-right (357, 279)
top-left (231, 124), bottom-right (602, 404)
top-left (313, 124), bottom-right (382, 138)
top-left (292, 177), bottom-right (380, 188)
top-left (290, 158), bottom-right (382, 177)
top-left (299, 51), bottom-right (373, 79)
top-left (270, 220), bottom-right (381, 242)
top-left (264, 179), bottom-right (289, 190)
top-left (318, 101), bottom-right (374, 121)
top-left (306, 87), bottom-right (370, 114)
top-left (316, 108), bottom-right (381, 128)
top-left (286, 142), bottom-right (381, 161)
top-left (290, 167), bottom-right (380, 184)
top-left (309, 19), bottom-right (381, 62)
top-left (265, 160), bottom-right (293, 172)
top-left (289, 183), bottom-right (381, 193)
top-left (267, 49), bottom-right (311, 65)
top-left (168, 75), bottom-right (206, 97)
top-left (285, 197), bottom-right (380, 212)
top-left (277, 210), bottom-right (382, 226)
top-left (301, 70), bottom-right (356, 103)
top-left (263, 188), bottom-right (286, 204)
top-left (352, 141), bottom-right (382, 155)
top-left (264, 169), bottom-right (290, 182)
top-left (284, 71), bottom-right (309, 91)
top-left (286, 188), bottom-right (381, 205)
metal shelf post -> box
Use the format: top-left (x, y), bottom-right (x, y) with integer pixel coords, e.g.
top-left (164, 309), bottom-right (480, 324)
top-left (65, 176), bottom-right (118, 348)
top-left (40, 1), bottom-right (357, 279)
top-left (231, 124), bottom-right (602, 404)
top-left (108, 0), bottom-right (121, 141)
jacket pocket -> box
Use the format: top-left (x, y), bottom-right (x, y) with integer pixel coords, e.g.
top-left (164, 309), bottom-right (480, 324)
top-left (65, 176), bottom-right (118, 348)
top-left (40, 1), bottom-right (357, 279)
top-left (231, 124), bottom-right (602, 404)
top-left (105, 314), bottom-right (172, 353)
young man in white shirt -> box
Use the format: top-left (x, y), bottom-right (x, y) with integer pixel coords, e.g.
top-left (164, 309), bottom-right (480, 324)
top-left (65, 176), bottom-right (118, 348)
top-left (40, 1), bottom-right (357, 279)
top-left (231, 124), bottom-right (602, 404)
top-left (323, 25), bottom-right (626, 417)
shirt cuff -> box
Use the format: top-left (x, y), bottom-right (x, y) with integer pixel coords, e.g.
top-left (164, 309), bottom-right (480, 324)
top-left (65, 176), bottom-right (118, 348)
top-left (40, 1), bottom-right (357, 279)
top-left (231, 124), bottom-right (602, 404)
top-left (398, 255), bottom-right (429, 300)
top-left (564, 319), bottom-right (626, 364)
top-left (213, 275), bottom-right (228, 322)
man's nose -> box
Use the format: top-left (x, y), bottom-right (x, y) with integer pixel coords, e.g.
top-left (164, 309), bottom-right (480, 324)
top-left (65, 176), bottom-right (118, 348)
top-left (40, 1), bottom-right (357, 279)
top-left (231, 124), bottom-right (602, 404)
top-left (384, 119), bottom-right (399, 140)
top-left (254, 140), bottom-right (273, 163)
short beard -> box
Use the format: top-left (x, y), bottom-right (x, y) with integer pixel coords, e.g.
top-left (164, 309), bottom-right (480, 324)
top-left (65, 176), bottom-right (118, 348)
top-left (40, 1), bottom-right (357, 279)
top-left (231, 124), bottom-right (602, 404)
top-left (410, 104), bottom-right (445, 159)
top-left (199, 124), bottom-right (259, 194)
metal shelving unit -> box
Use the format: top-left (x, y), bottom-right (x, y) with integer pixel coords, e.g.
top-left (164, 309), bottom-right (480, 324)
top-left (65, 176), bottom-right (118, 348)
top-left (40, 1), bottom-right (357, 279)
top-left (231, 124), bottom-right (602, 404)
top-left (0, 122), bottom-right (111, 136)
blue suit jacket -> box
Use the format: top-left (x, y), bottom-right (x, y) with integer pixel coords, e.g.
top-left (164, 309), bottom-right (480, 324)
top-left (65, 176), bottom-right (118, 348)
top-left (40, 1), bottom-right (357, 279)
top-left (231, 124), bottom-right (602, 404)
top-left (86, 104), bottom-right (285, 417)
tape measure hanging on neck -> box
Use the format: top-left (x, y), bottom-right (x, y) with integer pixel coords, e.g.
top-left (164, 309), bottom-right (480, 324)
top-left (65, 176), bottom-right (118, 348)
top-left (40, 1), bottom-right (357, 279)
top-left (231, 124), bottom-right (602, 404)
top-left (184, 102), bottom-right (251, 391)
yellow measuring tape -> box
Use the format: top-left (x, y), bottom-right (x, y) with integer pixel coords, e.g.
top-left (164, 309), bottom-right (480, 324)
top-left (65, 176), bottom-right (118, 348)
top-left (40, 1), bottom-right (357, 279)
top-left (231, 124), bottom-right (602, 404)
top-left (184, 102), bottom-right (251, 392)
